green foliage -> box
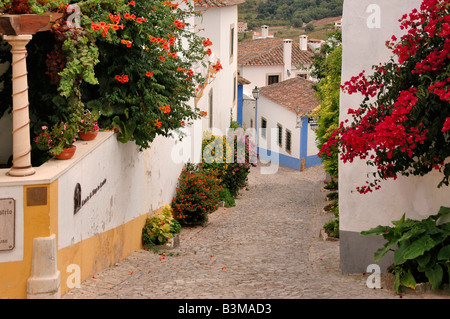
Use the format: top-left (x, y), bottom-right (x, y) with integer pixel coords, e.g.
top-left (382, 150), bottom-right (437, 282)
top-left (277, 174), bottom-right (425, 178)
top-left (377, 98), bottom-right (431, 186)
top-left (171, 164), bottom-right (222, 227)
top-left (0, 0), bottom-right (214, 165)
top-left (361, 207), bottom-right (450, 293)
top-left (142, 205), bottom-right (181, 249)
top-left (219, 187), bottom-right (235, 208)
top-left (324, 218), bottom-right (339, 238)
top-left (311, 31), bottom-right (342, 179)
top-left (240, 0), bottom-right (343, 27)
top-left (201, 130), bottom-right (257, 198)
top-left (257, 0), bottom-right (342, 24)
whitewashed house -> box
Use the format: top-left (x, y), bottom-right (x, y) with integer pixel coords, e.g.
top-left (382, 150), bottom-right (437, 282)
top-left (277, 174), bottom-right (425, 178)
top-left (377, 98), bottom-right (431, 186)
top-left (252, 76), bottom-right (321, 171)
top-left (0, 0), bottom-right (242, 298)
top-left (238, 31), bottom-right (314, 97)
top-left (194, 0), bottom-right (244, 133)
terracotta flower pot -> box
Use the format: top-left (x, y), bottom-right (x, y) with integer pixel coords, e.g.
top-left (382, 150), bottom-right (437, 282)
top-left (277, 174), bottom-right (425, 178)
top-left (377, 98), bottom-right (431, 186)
top-left (0, 13), bottom-right (63, 35)
top-left (55, 145), bottom-right (76, 160)
top-left (78, 130), bottom-right (98, 141)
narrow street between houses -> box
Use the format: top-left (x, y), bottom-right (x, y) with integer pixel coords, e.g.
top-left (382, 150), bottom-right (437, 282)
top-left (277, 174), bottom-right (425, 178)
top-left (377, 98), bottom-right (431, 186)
top-left (63, 163), bottom-right (443, 300)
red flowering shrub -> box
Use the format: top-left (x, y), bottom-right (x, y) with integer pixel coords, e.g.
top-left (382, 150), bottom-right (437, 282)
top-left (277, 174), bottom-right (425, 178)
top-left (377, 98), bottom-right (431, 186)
top-left (171, 164), bottom-right (222, 226)
top-left (321, 0), bottom-right (450, 194)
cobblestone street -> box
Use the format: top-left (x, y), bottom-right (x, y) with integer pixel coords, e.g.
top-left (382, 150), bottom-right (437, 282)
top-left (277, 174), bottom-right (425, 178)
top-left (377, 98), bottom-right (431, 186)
top-left (63, 163), bottom-right (447, 300)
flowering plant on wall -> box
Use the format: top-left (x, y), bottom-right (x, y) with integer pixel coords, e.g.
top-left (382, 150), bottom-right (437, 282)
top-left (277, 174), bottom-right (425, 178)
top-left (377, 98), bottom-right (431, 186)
top-left (34, 121), bottom-right (78, 156)
top-left (79, 109), bottom-right (99, 134)
top-left (320, 0), bottom-right (450, 194)
top-left (0, 0), bottom-right (219, 163)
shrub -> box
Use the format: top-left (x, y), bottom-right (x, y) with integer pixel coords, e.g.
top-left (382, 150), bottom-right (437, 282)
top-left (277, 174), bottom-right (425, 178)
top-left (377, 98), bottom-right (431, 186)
top-left (142, 204), bottom-right (181, 249)
top-left (171, 164), bottom-right (222, 226)
top-left (361, 206), bottom-right (450, 293)
top-left (219, 187), bottom-right (235, 208)
top-left (201, 129), bottom-right (257, 198)
top-left (324, 218), bottom-right (339, 238)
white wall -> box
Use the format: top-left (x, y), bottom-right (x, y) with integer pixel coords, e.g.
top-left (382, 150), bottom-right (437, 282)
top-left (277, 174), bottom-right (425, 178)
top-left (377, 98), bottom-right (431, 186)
top-left (242, 94), bottom-right (255, 130)
top-left (306, 125), bottom-right (319, 157)
top-left (195, 4), bottom-right (238, 132)
top-left (240, 65), bottom-right (284, 96)
top-left (57, 132), bottom-right (188, 250)
top-left (257, 95), bottom-right (300, 159)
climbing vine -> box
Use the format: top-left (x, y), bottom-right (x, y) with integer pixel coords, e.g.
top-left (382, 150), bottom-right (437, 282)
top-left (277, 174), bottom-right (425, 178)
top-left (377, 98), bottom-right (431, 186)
top-left (0, 0), bottom-right (215, 161)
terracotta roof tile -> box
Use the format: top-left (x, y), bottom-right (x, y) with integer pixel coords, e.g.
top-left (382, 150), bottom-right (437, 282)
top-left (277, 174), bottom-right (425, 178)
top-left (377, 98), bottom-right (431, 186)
top-left (238, 38), bottom-right (314, 66)
top-left (259, 77), bottom-right (319, 115)
top-left (238, 74), bottom-right (251, 85)
top-left (195, 0), bottom-right (245, 7)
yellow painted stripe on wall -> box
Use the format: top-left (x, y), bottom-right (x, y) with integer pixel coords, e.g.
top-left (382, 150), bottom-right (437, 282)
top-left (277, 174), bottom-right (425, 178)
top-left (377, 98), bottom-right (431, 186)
top-left (0, 182), bottom-right (56, 299)
top-left (58, 211), bottom-right (151, 296)
top-left (1, 177), bottom-right (156, 299)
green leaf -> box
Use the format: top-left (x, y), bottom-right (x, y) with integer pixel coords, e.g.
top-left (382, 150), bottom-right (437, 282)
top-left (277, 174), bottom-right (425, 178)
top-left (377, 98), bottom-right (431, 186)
top-left (374, 242), bottom-right (396, 263)
top-left (394, 239), bottom-right (410, 265)
top-left (360, 225), bottom-right (390, 236)
top-left (437, 245), bottom-right (450, 261)
top-left (400, 270), bottom-right (417, 290)
top-left (425, 264), bottom-right (443, 290)
top-left (417, 253), bottom-right (431, 268)
top-left (403, 235), bottom-right (436, 260)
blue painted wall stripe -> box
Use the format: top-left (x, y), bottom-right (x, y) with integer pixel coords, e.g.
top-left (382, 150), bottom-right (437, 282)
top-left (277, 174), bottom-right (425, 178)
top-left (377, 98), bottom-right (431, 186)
top-left (237, 85), bottom-right (243, 126)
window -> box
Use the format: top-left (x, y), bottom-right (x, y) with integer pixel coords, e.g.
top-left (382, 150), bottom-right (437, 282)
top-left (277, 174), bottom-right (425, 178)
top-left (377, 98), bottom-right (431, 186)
top-left (297, 73), bottom-right (307, 79)
top-left (230, 25), bottom-right (235, 60)
top-left (277, 124), bottom-right (283, 146)
top-left (261, 117), bottom-right (267, 138)
top-left (208, 90), bottom-right (213, 128)
top-left (267, 75), bottom-right (279, 85)
top-left (250, 119), bottom-right (253, 128)
top-left (285, 129), bottom-right (292, 153)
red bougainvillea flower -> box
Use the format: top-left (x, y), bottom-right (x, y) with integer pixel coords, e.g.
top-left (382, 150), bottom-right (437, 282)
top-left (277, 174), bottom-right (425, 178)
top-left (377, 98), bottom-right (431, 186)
top-left (320, 0), bottom-right (450, 193)
top-left (443, 117), bottom-right (450, 133)
top-left (146, 72), bottom-right (154, 77)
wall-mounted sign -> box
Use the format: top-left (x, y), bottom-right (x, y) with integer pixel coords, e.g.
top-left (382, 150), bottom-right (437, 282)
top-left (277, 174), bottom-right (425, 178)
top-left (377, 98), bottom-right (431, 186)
top-left (74, 178), bottom-right (107, 214)
top-left (0, 198), bottom-right (15, 251)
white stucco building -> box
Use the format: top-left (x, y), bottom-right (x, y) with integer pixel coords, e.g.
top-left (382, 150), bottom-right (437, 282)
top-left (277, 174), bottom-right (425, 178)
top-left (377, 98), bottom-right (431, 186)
top-left (194, 0), bottom-right (244, 133)
top-left (247, 76), bottom-right (321, 171)
top-left (238, 30), bottom-right (315, 97)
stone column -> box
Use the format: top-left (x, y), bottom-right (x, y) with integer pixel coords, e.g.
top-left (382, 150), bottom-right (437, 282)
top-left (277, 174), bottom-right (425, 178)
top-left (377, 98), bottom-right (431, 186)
top-left (3, 35), bottom-right (35, 177)
top-left (27, 234), bottom-right (61, 299)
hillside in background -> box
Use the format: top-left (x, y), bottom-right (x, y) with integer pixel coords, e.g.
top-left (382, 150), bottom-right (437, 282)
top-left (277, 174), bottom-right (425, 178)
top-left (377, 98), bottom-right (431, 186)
top-left (239, 0), bottom-right (343, 40)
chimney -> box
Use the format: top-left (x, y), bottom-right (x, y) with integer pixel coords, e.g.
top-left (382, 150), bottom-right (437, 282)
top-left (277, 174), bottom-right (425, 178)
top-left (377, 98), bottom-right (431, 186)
top-left (299, 35), bottom-right (308, 51)
top-left (283, 39), bottom-right (293, 79)
top-left (261, 25), bottom-right (269, 39)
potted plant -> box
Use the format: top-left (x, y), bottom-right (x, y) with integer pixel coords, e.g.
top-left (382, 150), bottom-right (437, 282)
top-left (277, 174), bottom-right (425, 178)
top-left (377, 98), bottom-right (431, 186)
top-left (78, 109), bottom-right (99, 141)
top-left (34, 121), bottom-right (78, 159)
top-left (0, 0), bottom-right (63, 35)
